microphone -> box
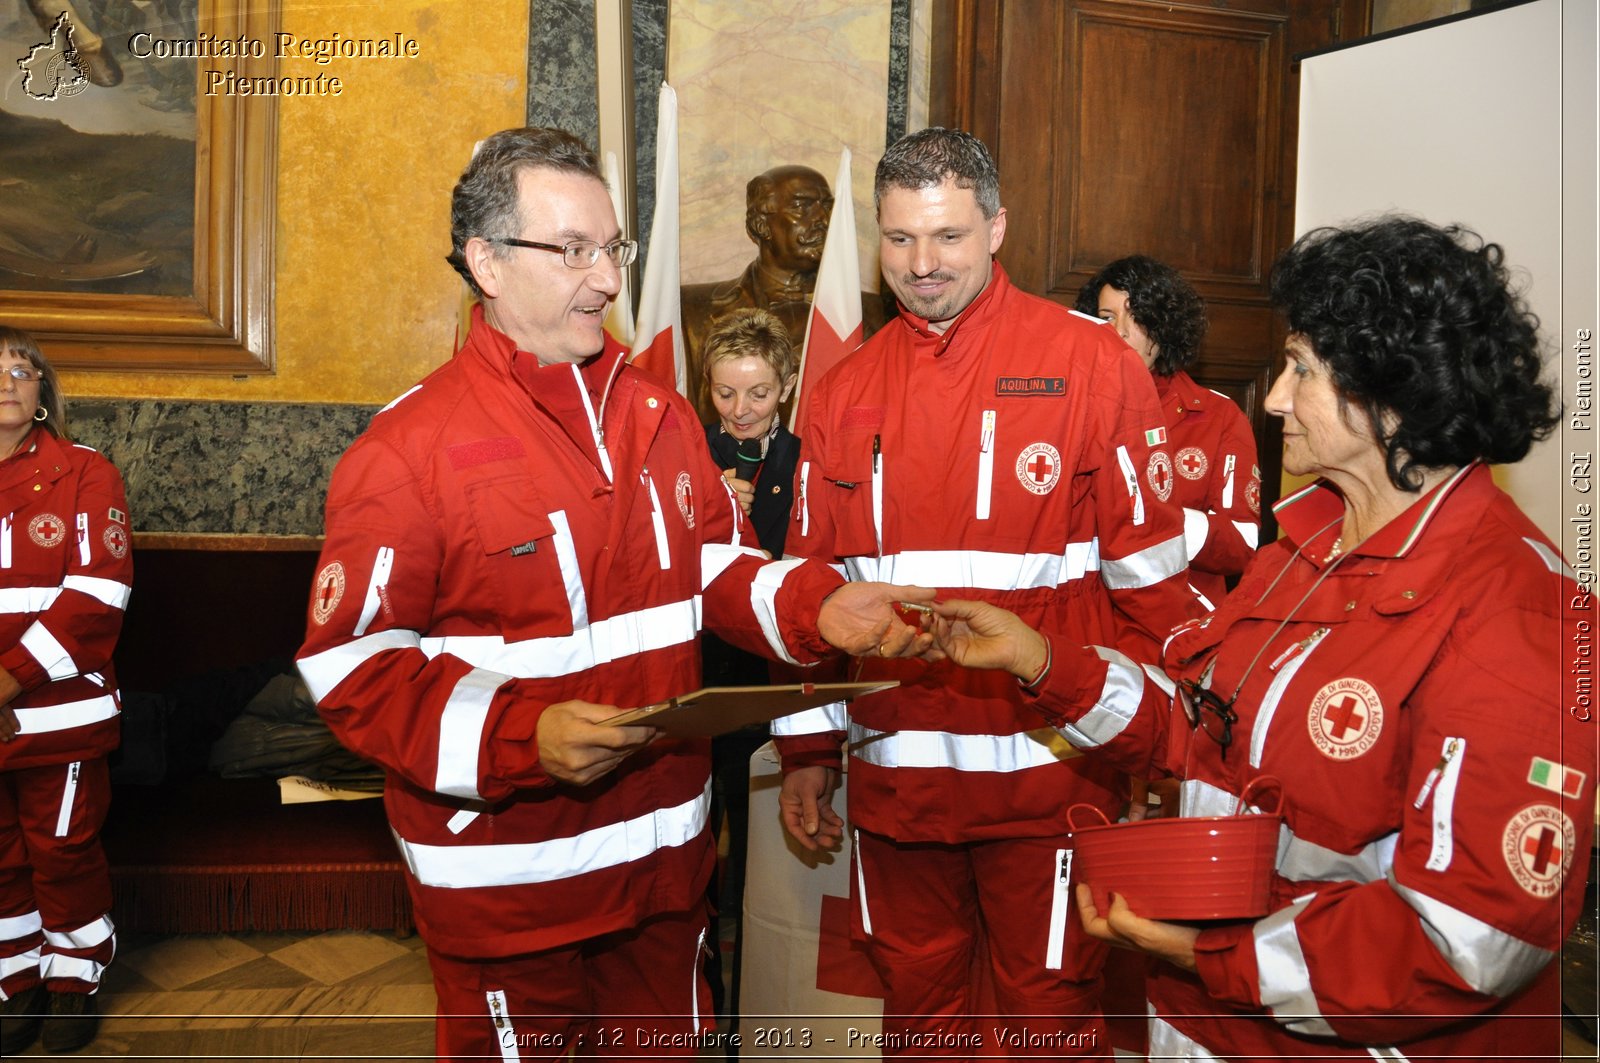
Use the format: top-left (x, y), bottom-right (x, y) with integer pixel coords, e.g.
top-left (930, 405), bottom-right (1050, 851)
top-left (734, 437), bottom-right (765, 483)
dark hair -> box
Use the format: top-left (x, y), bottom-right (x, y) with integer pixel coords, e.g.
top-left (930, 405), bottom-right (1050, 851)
top-left (1075, 256), bottom-right (1207, 375)
top-left (446, 127), bottom-right (605, 297)
top-left (1269, 216), bottom-right (1557, 490)
top-left (745, 165), bottom-right (828, 245)
top-left (875, 127), bottom-right (1000, 219)
top-left (0, 326), bottom-right (68, 439)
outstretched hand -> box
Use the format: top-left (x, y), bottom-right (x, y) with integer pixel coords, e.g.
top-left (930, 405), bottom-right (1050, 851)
top-left (1075, 884), bottom-right (1199, 972)
top-left (817, 582), bottom-right (937, 659)
top-left (536, 699), bottom-right (658, 786)
top-left (927, 599), bottom-right (1049, 681)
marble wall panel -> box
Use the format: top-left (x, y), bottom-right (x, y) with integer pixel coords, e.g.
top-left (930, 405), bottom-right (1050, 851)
top-left (70, 400), bottom-right (377, 536)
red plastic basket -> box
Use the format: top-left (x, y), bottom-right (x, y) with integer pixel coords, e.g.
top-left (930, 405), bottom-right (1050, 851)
top-left (1068, 776), bottom-right (1282, 921)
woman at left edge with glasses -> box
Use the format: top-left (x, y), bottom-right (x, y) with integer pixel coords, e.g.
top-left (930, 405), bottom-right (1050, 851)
top-left (0, 327), bottom-right (133, 1056)
top-left (925, 218), bottom-right (1593, 1060)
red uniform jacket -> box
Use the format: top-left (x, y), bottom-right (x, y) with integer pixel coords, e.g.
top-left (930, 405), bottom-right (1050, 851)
top-left (774, 264), bottom-right (1200, 842)
top-left (1029, 464), bottom-right (1593, 1058)
top-left (0, 428), bottom-right (131, 771)
top-left (1152, 370), bottom-right (1259, 607)
top-left (297, 311), bottom-right (844, 958)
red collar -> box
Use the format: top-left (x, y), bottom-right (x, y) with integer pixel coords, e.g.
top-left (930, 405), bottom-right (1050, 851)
top-left (1273, 463), bottom-right (1482, 560)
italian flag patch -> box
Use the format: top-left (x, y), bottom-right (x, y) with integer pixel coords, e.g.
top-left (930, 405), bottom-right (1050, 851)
top-left (1528, 756), bottom-right (1586, 798)
top-left (1144, 427), bottom-right (1167, 446)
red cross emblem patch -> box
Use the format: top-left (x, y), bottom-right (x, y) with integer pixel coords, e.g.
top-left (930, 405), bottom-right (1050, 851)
top-left (1245, 475), bottom-right (1261, 516)
top-left (675, 471), bottom-right (696, 529)
top-left (102, 524), bottom-right (129, 559)
top-left (1307, 677), bottom-right (1384, 760)
top-left (1176, 446), bottom-right (1208, 481)
top-left (1502, 803), bottom-right (1575, 898)
top-left (28, 512), bottom-right (65, 548)
top-left (311, 561), bottom-right (346, 626)
top-left (1145, 450), bottom-right (1173, 502)
top-left (1015, 442), bottom-right (1061, 495)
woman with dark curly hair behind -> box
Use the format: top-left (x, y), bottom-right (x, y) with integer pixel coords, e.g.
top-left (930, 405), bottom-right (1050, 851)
top-left (1077, 256), bottom-right (1260, 610)
top-left (933, 217), bottom-right (1590, 1060)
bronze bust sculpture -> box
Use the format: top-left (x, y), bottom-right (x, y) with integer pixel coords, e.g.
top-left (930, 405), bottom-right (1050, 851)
top-left (681, 164), bottom-right (888, 424)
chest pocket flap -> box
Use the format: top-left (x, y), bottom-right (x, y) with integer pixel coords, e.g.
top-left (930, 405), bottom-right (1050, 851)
top-left (464, 477), bottom-right (555, 555)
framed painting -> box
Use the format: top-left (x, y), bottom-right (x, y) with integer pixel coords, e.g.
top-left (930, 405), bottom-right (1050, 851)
top-left (0, 0), bottom-right (278, 373)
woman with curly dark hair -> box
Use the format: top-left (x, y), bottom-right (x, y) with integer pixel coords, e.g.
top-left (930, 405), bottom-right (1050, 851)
top-left (1078, 257), bottom-right (1259, 609)
top-left (936, 217), bottom-right (1587, 1060)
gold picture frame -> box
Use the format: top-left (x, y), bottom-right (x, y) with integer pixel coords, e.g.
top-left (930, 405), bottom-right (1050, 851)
top-left (0, 1), bottom-right (279, 374)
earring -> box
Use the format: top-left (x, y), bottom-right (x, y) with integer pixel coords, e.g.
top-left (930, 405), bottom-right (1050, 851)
top-left (33, 406), bottom-right (47, 422)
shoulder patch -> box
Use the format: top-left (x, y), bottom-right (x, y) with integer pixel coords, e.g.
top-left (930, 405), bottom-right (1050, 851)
top-left (311, 561), bottom-right (346, 625)
top-left (1502, 803), bottom-right (1575, 898)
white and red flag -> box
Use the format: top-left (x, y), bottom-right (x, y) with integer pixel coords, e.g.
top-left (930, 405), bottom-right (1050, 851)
top-left (791, 148), bottom-right (864, 438)
top-left (628, 82), bottom-right (686, 395)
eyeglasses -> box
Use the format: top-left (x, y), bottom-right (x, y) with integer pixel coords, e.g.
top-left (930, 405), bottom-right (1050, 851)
top-left (1178, 679), bottom-right (1238, 761)
top-left (493, 237), bottom-right (638, 270)
top-left (2, 366), bottom-right (40, 383)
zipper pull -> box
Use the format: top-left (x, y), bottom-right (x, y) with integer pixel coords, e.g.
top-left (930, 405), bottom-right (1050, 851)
top-left (1412, 737), bottom-right (1462, 809)
top-left (1268, 627), bottom-right (1328, 672)
top-left (980, 410), bottom-right (995, 454)
top-left (872, 433), bottom-right (881, 474)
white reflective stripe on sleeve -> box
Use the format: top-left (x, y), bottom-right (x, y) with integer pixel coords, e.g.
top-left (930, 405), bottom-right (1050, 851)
top-left (1253, 895), bottom-right (1338, 1037)
top-left (1278, 828), bottom-right (1397, 885)
top-left (486, 990), bottom-right (520, 1061)
top-left (848, 721), bottom-right (1081, 772)
top-left (1100, 533), bottom-right (1187, 590)
top-left (1249, 628), bottom-right (1329, 768)
top-left (1179, 777), bottom-right (1242, 818)
top-left (854, 829), bottom-right (873, 936)
top-left (42, 915), bottom-right (114, 951)
top-left (54, 761), bottom-right (80, 837)
top-left (1148, 1014), bottom-right (1225, 1061)
top-left (62, 575), bottom-right (131, 609)
top-left (37, 952), bottom-right (106, 987)
top-left (749, 558), bottom-right (808, 665)
top-left (1, 515), bottom-right (11, 568)
top-left (353, 546), bottom-right (395, 638)
top-left (0, 586), bottom-right (59, 612)
top-left (644, 472), bottom-right (671, 570)
top-left (76, 512), bottom-right (90, 566)
top-left (396, 781), bottom-right (710, 888)
top-left (1235, 520), bottom-right (1260, 549)
top-left (1388, 871), bottom-right (1553, 996)
top-left (1523, 537), bottom-right (1578, 580)
top-left (0, 947), bottom-right (40, 985)
top-left (1046, 848), bottom-right (1070, 970)
top-left (1053, 647), bottom-right (1147, 749)
top-left (422, 598), bottom-right (699, 678)
top-left (298, 628), bottom-right (421, 702)
top-left (21, 620), bottom-right (78, 681)
top-left (0, 909), bottom-right (42, 942)
top-left (1426, 737), bottom-right (1466, 871)
top-left (1182, 507), bottom-right (1209, 560)
top-left (771, 701), bottom-right (846, 736)
top-left (799, 461), bottom-right (811, 537)
top-left (700, 542), bottom-right (765, 591)
top-left (1221, 454), bottom-right (1236, 508)
top-left (976, 409), bottom-right (995, 521)
top-left (12, 696), bottom-right (119, 735)
top-left (435, 668), bottom-right (509, 801)
top-left (549, 510), bottom-right (588, 628)
top-left (845, 542), bottom-right (1100, 591)
top-left (1116, 445), bottom-right (1145, 526)
top-left (377, 384), bottom-right (422, 414)
top-left (770, 701), bottom-right (846, 736)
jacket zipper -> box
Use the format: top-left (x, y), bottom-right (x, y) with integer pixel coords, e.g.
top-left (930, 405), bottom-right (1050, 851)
top-left (1249, 627), bottom-right (1331, 768)
top-left (871, 435), bottom-right (884, 558)
top-left (55, 761), bottom-right (80, 837)
top-left (642, 469), bottom-right (671, 570)
top-left (1046, 846), bottom-right (1071, 970)
top-left (1115, 445), bottom-right (1145, 526)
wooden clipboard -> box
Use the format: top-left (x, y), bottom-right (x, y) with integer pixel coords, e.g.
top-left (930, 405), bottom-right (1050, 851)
top-left (603, 681), bottom-right (898, 738)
